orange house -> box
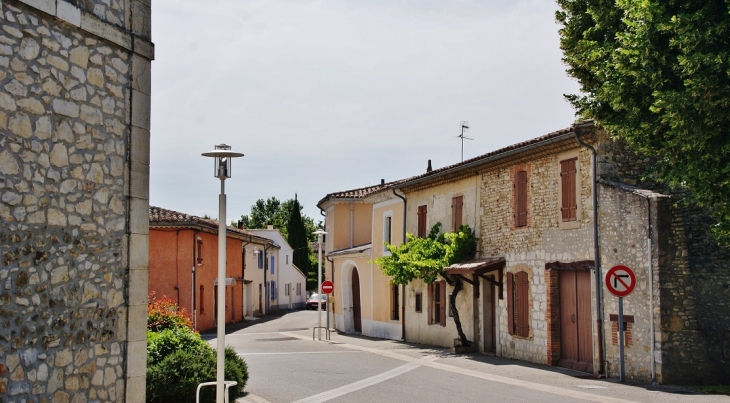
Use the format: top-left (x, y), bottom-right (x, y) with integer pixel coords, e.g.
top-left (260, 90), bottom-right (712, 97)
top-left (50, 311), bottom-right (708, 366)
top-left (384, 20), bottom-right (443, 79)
top-left (149, 206), bottom-right (276, 332)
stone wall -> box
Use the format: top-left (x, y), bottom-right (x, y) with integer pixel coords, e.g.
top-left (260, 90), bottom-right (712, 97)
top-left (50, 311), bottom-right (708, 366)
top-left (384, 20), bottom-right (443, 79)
top-left (0, 0), bottom-right (151, 401)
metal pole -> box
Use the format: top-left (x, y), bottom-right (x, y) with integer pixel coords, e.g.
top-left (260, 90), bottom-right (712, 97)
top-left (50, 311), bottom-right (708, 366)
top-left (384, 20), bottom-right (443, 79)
top-left (317, 233), bottom-right (323, 340)
top-left (618, 296), bottom-right (625, 382)
top-left (216, 180), bottom-right (226, 403)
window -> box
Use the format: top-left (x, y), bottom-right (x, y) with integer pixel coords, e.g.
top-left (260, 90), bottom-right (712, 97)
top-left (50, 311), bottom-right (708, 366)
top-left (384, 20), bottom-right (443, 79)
top-left (560, 158), bottom-right (578, 222)
top-left (415, 293), bottom-right (422, 313)
top-left (514, 169), bottom-right (528, 227)
top-left (285, 283), bottom-right (290, 297)
top-left (196, 239), bottom-right (203, 265)
top-left (258, 251), bottom-right (263, 269)
top-left (199, 285), bottom-right (205, 314)
top-left (428, 281), bottom-right (446, 326)
top-left (451, 196), bottom-right (463, 231)
top-left (286, 254), bottom-right (289, 265)
top-left (391, 284), bottom-right (400, 320)
top-left (417, 205), bottom-right (428, 238)
top-left (507, 271), bottom-right (530, 337)
top-left (296, 283), bottom-right (302, 296)
top-left (383, 213), bottom-right (392, 253)
top-left (270, 256), bottom-right (275, 275)
top-left (271, 281), bottom-right (277, 300)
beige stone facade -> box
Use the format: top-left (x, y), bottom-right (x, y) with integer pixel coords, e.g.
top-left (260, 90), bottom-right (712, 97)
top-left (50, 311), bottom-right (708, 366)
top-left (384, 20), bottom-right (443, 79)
top-left (0, 0), bottom-right (152, 401)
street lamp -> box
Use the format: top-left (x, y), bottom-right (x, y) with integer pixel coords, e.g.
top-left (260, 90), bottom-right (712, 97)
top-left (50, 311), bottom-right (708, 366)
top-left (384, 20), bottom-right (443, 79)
top-left (202, 144), bottom-right (243, 403)
top-left (313, 229), bottom-right (327, 340)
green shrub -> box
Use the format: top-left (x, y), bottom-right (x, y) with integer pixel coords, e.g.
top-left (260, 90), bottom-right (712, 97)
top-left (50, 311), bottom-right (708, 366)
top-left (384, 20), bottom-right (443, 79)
top-left (146, 327), bottom-right (249, 402)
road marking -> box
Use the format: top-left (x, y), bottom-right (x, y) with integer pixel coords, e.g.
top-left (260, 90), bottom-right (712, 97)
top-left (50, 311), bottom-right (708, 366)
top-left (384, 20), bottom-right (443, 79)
top-left (279, 332), bottom-right (637, 403)
top-left (238, 351), bottom-right (361, 356)
top-left (291, 362), bottom-right (421, 403)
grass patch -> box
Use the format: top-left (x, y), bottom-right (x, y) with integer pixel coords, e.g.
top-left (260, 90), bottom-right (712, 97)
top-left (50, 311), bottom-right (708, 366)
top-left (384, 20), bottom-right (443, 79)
top-left (692, 385), bottom-right (730, 396)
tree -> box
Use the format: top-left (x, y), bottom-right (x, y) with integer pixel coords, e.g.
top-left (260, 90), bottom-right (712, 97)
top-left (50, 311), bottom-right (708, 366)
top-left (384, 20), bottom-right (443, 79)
top-left (374, 223), bottom-right (477, 347)
top-left (287, 195), bottom-right (311, 277)
top-left (556, 0), bottom-right (730, 244)
top-left (236, 197), bottom-right (321, 241)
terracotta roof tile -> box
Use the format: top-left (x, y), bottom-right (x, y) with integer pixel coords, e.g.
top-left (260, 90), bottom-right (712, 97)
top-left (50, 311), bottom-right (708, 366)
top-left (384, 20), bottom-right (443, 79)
top-left (149, 206), bottom-right (262, 238)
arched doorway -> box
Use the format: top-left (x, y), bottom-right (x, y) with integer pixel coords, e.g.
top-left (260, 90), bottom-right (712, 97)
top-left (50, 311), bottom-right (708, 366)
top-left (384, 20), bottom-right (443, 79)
top-left (352, 268), bottom-right (362, 332)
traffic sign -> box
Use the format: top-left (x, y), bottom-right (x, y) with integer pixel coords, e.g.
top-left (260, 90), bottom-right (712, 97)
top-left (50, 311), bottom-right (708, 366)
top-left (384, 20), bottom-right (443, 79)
top-left (321, 280), bottom-right (334, 294)
top-left (605, 265), bottom-right (636, 297)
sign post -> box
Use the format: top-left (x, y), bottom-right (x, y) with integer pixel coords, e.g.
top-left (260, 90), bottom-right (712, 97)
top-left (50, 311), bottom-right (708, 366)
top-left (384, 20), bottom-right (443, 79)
top-left (605, 265), bottom-right (636, 382)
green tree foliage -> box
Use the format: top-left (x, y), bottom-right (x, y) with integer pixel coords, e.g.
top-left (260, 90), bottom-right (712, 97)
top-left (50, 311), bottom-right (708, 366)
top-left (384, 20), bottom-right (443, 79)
top-left (287, 195), bottom-right (311, 274)
top-left (374, 223), bottom-right (477, 346)
top-left (237, 197), bottom-right (321, 241)
top-left (556, 0), bottom-right (730, 244)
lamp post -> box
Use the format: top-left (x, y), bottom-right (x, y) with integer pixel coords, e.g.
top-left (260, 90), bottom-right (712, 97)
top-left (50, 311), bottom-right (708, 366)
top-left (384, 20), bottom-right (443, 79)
top-left (313, 230), bottom-right (327, 340)
top-left (202, 144), bottom-right (243, 403)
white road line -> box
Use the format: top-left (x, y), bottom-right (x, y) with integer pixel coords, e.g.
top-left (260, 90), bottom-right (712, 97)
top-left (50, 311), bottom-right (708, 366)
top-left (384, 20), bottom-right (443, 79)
top-left (291, 362), bottom-right (421, 403)
top-left (279, 332), bottom-right (638, 403)
top-left (238, 351), bottom-right (361, 356)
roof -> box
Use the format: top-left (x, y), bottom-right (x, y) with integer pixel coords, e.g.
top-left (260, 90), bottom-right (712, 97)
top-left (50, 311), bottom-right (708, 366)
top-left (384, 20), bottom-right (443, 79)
top-left (317, 178), bottom-right (410, 208)
top-left (149, 206), bottom-right (275, 244)
top-left (327, 243), bottom-right (372, 257)
top-left (598, 179), bottom-right (671, 199)
top-left (443, 257), bottom-right (506, 275)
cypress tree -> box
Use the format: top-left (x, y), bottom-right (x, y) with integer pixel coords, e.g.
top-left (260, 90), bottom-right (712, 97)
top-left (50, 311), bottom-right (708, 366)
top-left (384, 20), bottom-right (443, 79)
top-left (286, 195), bottom-right (311, 282)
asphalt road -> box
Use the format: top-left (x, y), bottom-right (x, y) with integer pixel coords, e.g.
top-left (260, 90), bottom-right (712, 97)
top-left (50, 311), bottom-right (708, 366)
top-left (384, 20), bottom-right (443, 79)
top-left (204, 310), bottom-right (728, 403)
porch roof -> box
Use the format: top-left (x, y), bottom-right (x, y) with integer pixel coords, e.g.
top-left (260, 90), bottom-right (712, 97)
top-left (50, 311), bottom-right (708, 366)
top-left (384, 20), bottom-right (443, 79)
top-left (444, 257), bottom-right (505, 275)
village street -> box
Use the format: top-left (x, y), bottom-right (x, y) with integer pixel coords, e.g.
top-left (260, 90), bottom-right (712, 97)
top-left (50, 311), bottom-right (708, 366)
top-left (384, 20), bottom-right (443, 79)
top-left (204, 310), bottom-right (727, 403)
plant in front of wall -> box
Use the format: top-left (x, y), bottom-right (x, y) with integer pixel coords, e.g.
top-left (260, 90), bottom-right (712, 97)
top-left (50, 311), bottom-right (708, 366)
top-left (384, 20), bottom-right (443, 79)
top-left (373, 223), bottom-right (477, 347)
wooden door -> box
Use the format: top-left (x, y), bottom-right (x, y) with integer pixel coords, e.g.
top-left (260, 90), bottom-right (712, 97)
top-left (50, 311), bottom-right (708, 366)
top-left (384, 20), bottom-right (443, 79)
top-left (559, 270), bottom-right (593, 372)
top-left (352, 269), bottom-right (362, 332)
top-left (482, 278), bottom-right (496, 352)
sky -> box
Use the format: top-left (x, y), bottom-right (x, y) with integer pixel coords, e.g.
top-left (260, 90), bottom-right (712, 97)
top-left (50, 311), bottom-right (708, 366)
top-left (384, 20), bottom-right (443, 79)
top-left (149, 0), bottom-right (582, 225)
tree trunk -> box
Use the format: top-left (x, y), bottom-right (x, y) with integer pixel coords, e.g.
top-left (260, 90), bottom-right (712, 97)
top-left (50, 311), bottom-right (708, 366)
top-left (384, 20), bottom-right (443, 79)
top-left (442, 274), bottom-right (470, 347)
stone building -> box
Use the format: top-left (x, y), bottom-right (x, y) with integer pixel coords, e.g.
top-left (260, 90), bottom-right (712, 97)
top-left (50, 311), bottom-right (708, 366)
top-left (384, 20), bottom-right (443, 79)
top-left (0, 0), bottom-right (152, 401)
top-left (318, 120), bottom-right (730, 383)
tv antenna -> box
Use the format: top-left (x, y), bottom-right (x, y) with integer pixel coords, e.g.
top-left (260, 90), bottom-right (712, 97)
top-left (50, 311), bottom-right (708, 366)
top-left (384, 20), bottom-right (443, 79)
top-left (457, 121), bottom-right (472, 162)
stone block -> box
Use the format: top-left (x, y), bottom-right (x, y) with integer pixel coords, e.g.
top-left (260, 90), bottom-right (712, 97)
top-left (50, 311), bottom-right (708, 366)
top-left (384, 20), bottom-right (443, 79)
top-left (129, 161), bottom-right (149, 199)
top-left (130, 55), bottom-right (151, 95)
top-left (126, 304), bottom-right (147, 342)
top-left (18, 0), bottom-right (56, 15)
top-left (57, 1), bottom-right (81, 27)
top-left (128, 267), bottom-right (148, 306)
top-left (128, 233), bottom-right (148, 271)
top-left (130, 127), bottom-right (150, 165)
top-left (80, 12), bottom-right (131, 50)
top-left (130, 89), bottom-right (150, 130)
top-left (125, 340), bottom-right (146, 378)
top-left (129, 0), bottom-right (151, 39)
top-left (129, 197), bottom-right (149, 235)
top-left (124, 374), bottom-right (146, 403)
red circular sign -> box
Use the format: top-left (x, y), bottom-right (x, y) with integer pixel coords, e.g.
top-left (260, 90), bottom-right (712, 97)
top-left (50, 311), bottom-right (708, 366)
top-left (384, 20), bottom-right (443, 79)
top-left (605, 265), bottom-right (636, 297)
top-left (321, 280), bottom-right (334, 294)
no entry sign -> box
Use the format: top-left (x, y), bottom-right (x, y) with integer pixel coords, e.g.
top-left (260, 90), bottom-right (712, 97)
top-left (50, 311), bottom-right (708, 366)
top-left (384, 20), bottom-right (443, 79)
top-left (605, 265), bottom-right (636, 297)
top-left (321, 280), bottom-right (334, 294)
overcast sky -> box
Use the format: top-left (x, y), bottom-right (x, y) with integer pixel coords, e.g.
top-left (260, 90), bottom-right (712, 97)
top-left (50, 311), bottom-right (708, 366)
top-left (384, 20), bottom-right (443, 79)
top-left (150, 0), bottom-right (581, 224)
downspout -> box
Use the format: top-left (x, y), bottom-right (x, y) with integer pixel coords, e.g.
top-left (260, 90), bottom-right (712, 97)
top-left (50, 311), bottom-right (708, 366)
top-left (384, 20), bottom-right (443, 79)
top-left (192, 230), bottom-right (201, 330)
top-left (574, 126), bottom-right (606, 377)
top-left (264, 241), bottom-right (273, 315)
top-left (175, 230), bottom-right (180, 304)
top-left (392, 188), bottom-right (407, 341)
top-left (242, 233), bottom-right (252, 319)
top-left (321, 208), bottom-right (332, 329)
top-left (350, 200), bottom-right (354, 248)
top-left (647, 198), bottom-right (655, 381)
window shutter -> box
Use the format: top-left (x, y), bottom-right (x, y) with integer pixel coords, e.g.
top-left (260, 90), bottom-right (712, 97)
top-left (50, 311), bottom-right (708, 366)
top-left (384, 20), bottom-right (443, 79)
top-left (560, 159), bottom-right (577, 222)
top-left (427, 283), bottom-right (434, 325)
top-left (506, 272), bottom-right (514, 334)
top-left (515, 171), bottom-right (528, 227)
top-left (417, 205), bottom-right (427, 238)
top-left (200, 285), bottom-right (205, 314)
top-left (439, 281), bottom-right (447, 327)
top-left (517, 271), bottom-right (530, 337)
top-left (451, 196), bottom-right (463, 231)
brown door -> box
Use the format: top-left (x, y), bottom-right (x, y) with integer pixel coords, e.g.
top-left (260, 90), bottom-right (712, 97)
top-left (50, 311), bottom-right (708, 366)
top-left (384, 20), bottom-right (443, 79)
top-left (559, 270), bottom-right (593, 372)
top-left (258, 284), bottom-right (262, 315)
top-left (352, 269), bottom-right (362, 332)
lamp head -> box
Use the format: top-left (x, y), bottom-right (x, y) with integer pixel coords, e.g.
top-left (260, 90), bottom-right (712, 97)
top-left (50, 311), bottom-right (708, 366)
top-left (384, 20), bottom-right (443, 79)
top-left (202, 144), bottom-right (244, 179)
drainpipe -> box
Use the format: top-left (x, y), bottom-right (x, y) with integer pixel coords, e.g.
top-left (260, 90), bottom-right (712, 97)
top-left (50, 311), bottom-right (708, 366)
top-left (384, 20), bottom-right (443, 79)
top-left (327, 255), bottom-right (334, 329)
top-left (392, 188), bottom-right (407, 341)
top-left (264, 241), bottom-right (273, 315)
top-left (192, 230), bottom-right (201, 331)
top-left (574, 125), bottom-right (606, 377)
top-left (647, 198), bottom-right (655, 381)
top-left (241, 232), bottom-right (252, 320)
top-left (350, 200), bottom-right (354, 248)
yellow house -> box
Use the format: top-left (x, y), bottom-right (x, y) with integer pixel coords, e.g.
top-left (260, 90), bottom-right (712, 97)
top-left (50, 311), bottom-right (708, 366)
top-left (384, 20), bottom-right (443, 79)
top-left (318, 180), bottom-right (405, 339)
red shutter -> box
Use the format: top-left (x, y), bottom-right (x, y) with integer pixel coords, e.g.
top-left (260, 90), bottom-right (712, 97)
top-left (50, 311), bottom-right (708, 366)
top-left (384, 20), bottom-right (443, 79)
top-left (427, 282), bottom-right (433, 325)
top-left (560, 159), bottom-right (577, 222)
top-left (417, 205), bottom-right (427, 238)
top-left (506, 272), bottom-right (514, 334)
top-left (451, 196), bottom-right (463, 231)
top-left (439, 281), bottom-right (447, 327)
top-left (515, 171), bottom-right (528, 227)
top-left (517, 271), bottom-right (530, 337)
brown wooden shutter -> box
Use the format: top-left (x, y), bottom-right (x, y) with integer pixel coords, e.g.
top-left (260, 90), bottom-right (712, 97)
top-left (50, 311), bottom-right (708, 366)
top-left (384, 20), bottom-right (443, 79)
top-left (427, 282), bottom-right (433, 325)
top-left (517, 271), bottom-right (530, 337)
top-left (439, 281), bottom-right (447, 327)
top-left (506, 272), bottom-right (514, 334)
top-left (560, 158), bottom-right (577, 222)
top-left (417, 205), bottom-right (427, 238)
top-left (200, 285), bottom-right (205, 314)
top-left (514, 171), bottom-right (528, 227)
top-left (451, 196), bottom-right (463, 231)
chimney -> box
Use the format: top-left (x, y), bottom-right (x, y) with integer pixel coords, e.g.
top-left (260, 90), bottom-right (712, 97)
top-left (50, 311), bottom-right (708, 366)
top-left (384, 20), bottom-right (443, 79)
top-left (267, 224), bottom-right (274, 230)
top-left (237, 220), bottom-right (243, 230)
top-left (427, 159), bottom-right (432, 173)
top-left (380, 179), bottom-right (385, 186)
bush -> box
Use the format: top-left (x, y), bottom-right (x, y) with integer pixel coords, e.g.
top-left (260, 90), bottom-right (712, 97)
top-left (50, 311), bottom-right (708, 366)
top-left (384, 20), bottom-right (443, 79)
top-left (146, 327), bottom-right (249, 403)
top-left (147, 292), bottom-right (193, 331)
